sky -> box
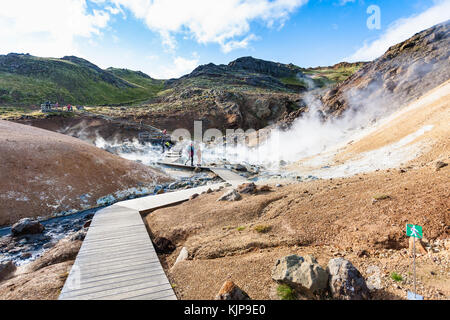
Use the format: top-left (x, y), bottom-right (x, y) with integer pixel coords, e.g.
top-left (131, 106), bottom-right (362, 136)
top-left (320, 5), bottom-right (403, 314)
top-left (0, 0), bottom-right (449, 79)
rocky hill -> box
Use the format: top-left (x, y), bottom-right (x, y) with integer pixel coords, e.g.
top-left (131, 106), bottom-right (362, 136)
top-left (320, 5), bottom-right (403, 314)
top-left (0, 53), bottom-right (362, 133)
top-left (0, 54), bottom-right (163, 106)
top-left (107, 57), bottom-right (362, 132)
top-left (320, 20), bottom-right (450, 118)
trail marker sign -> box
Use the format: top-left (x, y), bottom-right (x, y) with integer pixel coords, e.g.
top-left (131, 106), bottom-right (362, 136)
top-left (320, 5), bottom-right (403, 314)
top-left (406, 223), bottom-right (424, 300)
top-left (406, 224), bottom-right (423, 239)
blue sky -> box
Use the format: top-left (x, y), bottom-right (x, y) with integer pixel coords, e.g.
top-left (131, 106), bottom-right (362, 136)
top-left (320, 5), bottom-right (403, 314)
top-left (1, 0), bottom-right (449, 78)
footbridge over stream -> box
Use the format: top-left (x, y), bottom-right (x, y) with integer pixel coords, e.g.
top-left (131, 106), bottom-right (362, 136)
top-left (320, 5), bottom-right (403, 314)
top-left (59, 164), bottom-right (248, 300)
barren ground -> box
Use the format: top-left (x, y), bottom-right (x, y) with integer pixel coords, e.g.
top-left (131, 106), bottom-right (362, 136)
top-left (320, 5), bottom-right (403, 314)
top-left (0, 120), bottom-right (171, 226)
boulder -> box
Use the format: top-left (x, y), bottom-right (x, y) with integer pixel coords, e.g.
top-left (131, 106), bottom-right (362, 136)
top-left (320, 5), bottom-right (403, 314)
top-left (0, 261), bottom-right (16, 281)
top-left (189, 193), bottom-right (199, 200)
top-left (233, 164), bottom-right (247, 172)
top-left (153, 237), bottom-right (176, 254)
top-left (217, 189), bottom-right (242, 201)
top-left (258, 185), bottom-right (272, 192)
top-left (237, 183), bottom-right (257, 194)
top-left (11, 218), bottom-right (44, 236)
top-left (215, 281), bottom-right (251, 300)
top-left (272, 255), bottom-right (328, 297)
top-left (70, 229), bottom-right (87, 241)
top-left (435, 161), bottom-right (448, 171)
top-left (327, 258), bottom-right (370, 300)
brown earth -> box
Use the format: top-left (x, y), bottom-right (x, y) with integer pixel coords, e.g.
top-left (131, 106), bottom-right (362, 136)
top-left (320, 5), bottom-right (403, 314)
top-left (146, 165), bottom-right (449, 300)
top-left (0, 120), bottom-right (172, 226)
top-left (145, 81), bottom-right (449, 300)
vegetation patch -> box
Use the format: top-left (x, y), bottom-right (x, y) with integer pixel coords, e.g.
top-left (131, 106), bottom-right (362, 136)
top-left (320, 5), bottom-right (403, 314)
top-left (277, 284), bottom-right (296, 300)
top-left (373, 194), bottom-right (391, 201)
top-left (254, 225), bottom-right (272, 234)
top-left (390, 272), bottom-right (403, 282)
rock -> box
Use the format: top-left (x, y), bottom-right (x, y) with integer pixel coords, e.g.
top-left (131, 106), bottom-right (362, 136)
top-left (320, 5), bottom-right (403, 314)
top-left (153, 237), bottom-right (176, 254)
top-left (173, 247), bottom-right (189, 266)
top-left (271, 255), bottom-right (328, 297)
top-left (215, 281), bottom-right (251, 300)
top-left (70, 229), bottom-right (87, 241)
top-left (217, 189), bottom-right (242, 201)
top-left (356, 249), bottom-right (370, 258)
top-left (435, 161), bottom-right (448, 171)
top-left (11, 218), bottom-right (44, 236)
top-left (233, 164), bottom-right (247, 172)
top-left (194, 167), bottom-right (201, 173)
top-left (189, 193), bottom-right (199, 200)
top-left (83, 220), bottom-right (92, 228)
top-left (21, 252), bottom-right (32, 259)
top-left (409, 237), bottom-right (427, 255)
top-left (0, 261), bottom-right (16, 281)
top-left (206, 188), bottom-right (213, 194)
top-left (327, 258), bottom-right (370, 300)
top-left (43, 241), bottom-right (56, 249)
top-left (237, 183), bottom-right (257, 194)
top-left (258, 185), bottom-right (272, 192)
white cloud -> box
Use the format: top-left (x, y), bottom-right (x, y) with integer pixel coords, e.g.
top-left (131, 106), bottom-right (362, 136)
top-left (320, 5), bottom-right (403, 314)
top-left (110, 0), bottom-right (307, 52)
top-left (149, 56), bottom-right (199, 79)
top-left (346, 0), bottom-right (450, 62)
top-left (0, 0), bottom-right (110, 57)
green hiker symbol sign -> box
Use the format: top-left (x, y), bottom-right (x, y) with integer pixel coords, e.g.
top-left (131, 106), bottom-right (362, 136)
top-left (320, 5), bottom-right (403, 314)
top-left (406, 223), bottom-right (424, 300)
top-left (406, 224), bottom-right (423, 239)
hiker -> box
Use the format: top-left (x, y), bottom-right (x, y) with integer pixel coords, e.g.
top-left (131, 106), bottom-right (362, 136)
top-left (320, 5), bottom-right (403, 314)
top-left (186, 143), bottom-right (194, 166)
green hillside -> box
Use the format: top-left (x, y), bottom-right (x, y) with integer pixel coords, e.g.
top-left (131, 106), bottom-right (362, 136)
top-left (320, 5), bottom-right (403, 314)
top-left (0, 53), bottom-right (164, 106)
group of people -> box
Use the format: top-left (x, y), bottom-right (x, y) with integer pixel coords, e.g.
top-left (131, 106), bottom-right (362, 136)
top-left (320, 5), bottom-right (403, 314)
top-left (160, 128), bottom-right (202, 166)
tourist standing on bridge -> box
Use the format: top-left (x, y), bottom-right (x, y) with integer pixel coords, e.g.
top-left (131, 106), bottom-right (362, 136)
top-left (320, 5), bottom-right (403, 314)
top-left (187, 143), bottom-right (194, 167)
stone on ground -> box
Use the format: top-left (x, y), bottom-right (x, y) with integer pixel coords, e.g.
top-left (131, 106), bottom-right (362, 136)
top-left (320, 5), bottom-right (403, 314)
top-left (0, 261), bottom-right (16, 281)
top-left (238, 183), bottom-right (257, 194)
top-left (272, 254), bottom-right (328, 297)
top-left (215, 281), bottom-right (251, 300)
top-left (435, 161), bottom-right (448, 171)
top-left (153, 237), bottom-right (176, 254)
top-left (217, 189), bottom-right (242, 201)
top-left (327, 258), bottom-right (370, 300)
top-left (189, 193), bottom-right (199, 200)
top-left (11, 218), bottom-right (44, 236)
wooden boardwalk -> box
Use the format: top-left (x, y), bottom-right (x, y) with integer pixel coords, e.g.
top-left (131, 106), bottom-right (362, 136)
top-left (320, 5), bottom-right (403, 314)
top-left (209, 167), bottom-right (248, 186)
top-left (59, 183), bottom-right (226, 300)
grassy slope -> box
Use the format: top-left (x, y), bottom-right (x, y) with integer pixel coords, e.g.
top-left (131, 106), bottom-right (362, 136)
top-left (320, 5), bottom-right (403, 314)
top-left (0, 54), bottom-right (164, 106)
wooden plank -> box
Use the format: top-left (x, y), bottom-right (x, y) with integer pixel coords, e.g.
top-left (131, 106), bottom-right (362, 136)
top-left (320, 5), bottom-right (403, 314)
top-left (58, 205), bottom-right (176, 300)
top-left (59, 171), bottom-right (243, 300)
top-left (118, 183), bottom-right (226, 214)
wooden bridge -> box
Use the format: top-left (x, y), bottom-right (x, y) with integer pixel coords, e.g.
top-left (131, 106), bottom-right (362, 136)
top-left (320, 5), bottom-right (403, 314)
top-left (59, 163), bottom-right (248, 300)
